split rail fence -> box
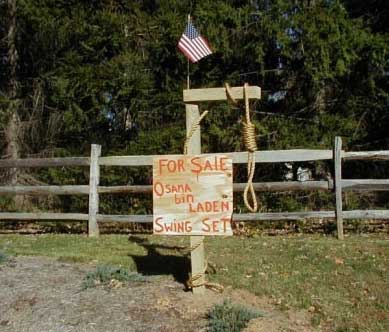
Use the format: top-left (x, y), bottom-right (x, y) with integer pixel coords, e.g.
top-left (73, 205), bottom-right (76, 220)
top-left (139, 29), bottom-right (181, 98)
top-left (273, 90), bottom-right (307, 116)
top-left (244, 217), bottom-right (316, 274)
top-left (1, 136), bottom-right (389, 240)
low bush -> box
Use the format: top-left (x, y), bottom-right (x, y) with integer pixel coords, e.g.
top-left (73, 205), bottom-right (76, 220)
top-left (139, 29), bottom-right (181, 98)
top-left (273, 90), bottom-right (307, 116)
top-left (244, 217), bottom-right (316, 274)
top-left (207, 300), bottom-right (263, 332)
top-left (82, 265), bottom-right (147, 289)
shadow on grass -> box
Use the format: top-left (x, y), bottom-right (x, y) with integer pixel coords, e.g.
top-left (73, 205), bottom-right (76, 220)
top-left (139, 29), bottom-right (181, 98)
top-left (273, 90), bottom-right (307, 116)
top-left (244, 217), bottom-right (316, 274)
top-left (128, 236), bottom-right (190, 288)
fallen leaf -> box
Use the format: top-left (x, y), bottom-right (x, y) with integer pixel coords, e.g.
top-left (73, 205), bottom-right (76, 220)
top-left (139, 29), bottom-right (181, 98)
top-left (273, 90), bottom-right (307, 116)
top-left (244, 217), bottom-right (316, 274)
top-left (308, 306), bottom-right (316, 313)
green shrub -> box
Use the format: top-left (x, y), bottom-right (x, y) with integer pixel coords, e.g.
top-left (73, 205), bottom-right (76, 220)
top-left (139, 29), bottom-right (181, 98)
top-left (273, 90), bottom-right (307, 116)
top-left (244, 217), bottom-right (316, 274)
top-left (207, 300), bottom-right (263, 332)
top-left (82, 264), bottom-right (147, 289)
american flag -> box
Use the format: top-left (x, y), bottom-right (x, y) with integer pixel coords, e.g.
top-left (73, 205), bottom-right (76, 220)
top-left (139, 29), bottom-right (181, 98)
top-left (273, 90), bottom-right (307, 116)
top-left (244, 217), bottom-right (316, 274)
top-left (178, 21), bottom-right (212, 63)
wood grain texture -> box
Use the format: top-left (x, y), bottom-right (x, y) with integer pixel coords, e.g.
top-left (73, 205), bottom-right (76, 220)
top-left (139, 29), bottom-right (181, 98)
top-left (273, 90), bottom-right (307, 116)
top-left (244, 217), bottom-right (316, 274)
top-left (342, 179), bottom-right (389, 191)
top-left (2, 209), bottom-right (388, 223)
top-left (0, 213), bottom-right (88, 221)
top-left (342, 210), bottom-right (389, 219)
top-left (98, 185), bottom-right (152, 194)
top-left (344, 151), bottom-right (389, 160)
top-left (1, 149), bottom-right (388, 169)
top-left (183, 86), bottom-right (261, 102)
top-left (2, 179), bottom-right (388, 198)
top-left (98, 150), bottom-right (333, 166)
top-left (234, 181), bottom-right (332, 191)
top-left (233, 150), bottom-right (333, 163)
top-left (153, 155), bottom-right (233, 236)
top-left (185, 103), bottom-right (205, 295)
top-left (0, 185), bottom-right (89, 195)
top-left (88, 144), bottom-right (101, 237)
top-left (334, 137), bottom-right (344, 240)
top-left (234, 211), bottom-right (335, 220)
top-left (96, 214), bottom-right (152, 223)
top-left (0, 157), bottom-right (89, 168)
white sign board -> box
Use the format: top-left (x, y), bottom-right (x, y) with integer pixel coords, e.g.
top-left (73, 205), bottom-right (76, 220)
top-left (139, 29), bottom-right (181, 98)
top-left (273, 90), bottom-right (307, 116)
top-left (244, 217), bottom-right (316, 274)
top-left (153, 154), bottom-right (233, 236)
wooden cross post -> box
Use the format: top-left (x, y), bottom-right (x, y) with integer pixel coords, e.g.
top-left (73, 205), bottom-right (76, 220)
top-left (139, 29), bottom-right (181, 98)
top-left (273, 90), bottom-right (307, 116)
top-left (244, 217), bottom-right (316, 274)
top-left (185, 103), bottom-right (205, 294)
top-left (183, 85), bottom-right (261, 294)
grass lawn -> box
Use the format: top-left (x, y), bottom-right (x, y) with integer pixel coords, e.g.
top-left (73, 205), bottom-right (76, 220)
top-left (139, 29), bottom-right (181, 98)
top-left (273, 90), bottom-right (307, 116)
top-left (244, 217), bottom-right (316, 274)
top-left (0, 233), bottom-right (388, 332)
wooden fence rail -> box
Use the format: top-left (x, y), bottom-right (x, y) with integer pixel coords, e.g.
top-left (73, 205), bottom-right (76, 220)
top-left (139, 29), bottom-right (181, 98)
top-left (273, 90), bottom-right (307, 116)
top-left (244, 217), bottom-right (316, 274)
top-left (2, 179), bottom-right (389, 196)
top-left (1, 137), bottom-right (389, 239)
top-left (2, 150), bottom-right (389, 169)
top-left (1, 210), bottom-right (389, 223)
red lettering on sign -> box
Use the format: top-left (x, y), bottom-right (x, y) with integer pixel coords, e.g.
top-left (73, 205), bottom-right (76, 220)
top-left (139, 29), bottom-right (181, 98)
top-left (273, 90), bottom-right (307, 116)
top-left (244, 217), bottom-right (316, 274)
top-left (153, 155), bottom-right (233, 236)
top-left (189, 201), bottom-right (230, 213)
top-left (221, 201), bottom-right (230, 211)
top-left (177, 159), bottom-right (185, 172)
top-left (154, 217), bottom-right (164, 233)
top-left (153, 181), bottom-right (164, 197)
top-left (153, 182), bottom-right (192, 197)
top-left (212, 219), bottom-right (219, 232)
top-left (158, 158), bottom-right (186, 175)
top-left (201, 217), bottom-right (220, 233)
top-left (203, 159), bottom-right (214, 171)
top-left (155, 219), bottom-right (193, 233)
top-left (221, 216), bottom-right (231, 232)
top-left (176, 222), bottom-right (184, 232)
top-left (158, 159), bottom-right (168, 175)
top-left (175, 194), bottom-right (194, 204)
top-left (190, 156), bottom-right (230, 175)
top-left (190, 157), bottom-right (202, 176)
top-left (201, 218), bottom-right (211, 232)
top-left (220, 157), bottom-right (228, 171)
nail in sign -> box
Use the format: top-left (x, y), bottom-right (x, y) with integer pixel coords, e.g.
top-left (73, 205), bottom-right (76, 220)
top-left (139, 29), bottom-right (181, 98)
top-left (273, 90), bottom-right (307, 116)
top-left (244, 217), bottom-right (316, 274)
top-left (153, 154), bottom-right (233, 236)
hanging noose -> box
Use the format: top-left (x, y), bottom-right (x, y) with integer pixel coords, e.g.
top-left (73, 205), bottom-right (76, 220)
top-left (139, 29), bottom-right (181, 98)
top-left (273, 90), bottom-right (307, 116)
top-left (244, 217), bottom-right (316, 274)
top-left (225, 83), bottom-right (259, 212)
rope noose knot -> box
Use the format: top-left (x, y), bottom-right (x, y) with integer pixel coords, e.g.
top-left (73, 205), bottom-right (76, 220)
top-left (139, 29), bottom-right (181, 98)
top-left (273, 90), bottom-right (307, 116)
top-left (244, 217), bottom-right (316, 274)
top-left (242, 121), bottom-right (257, 152)
top-left (225, 83), bottom-right (259, 212)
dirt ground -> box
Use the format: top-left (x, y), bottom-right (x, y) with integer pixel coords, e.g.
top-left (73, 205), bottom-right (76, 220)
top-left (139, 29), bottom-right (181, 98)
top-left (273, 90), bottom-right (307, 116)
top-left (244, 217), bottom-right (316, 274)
top-left (0, 256), bottom-right (314, 332)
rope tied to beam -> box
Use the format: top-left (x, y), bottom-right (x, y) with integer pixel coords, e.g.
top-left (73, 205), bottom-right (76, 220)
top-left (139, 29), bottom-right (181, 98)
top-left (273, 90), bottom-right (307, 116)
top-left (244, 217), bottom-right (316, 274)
top-left (183, 109), bottom-right (224, 293)
top-left (184, 110), bottom-right (209, 155)
top-left (186, 259), bottom-right (224, 293)
top-left (225, 83), bottom-right (259, 212)
top-left (185, 241), bottom-right (223, 293)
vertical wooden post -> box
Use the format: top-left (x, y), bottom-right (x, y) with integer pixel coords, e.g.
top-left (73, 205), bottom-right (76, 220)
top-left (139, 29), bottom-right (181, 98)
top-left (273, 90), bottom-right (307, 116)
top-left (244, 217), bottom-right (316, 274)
top-left (334, 137), bottom-right (344, 240)
top-left (88, 144), bottom-right (101, 237)
top-left (185, 103), bottom-right (206, 294)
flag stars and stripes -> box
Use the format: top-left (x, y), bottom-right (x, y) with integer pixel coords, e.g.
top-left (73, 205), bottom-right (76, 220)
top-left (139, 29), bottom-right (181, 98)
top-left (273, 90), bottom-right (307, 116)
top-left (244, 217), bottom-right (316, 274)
top-left (178, 21), bottom-right (212, 63)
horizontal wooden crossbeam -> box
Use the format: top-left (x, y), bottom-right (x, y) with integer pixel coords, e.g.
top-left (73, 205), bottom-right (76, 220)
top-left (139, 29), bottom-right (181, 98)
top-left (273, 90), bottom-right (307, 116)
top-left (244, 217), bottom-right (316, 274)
top-left (183, 86), bottom-right (261, 103)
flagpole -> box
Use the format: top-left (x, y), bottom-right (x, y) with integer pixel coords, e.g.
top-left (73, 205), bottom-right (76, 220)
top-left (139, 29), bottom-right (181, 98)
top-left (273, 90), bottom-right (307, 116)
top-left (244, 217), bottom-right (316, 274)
top-left (187, 14), bottom-right (191, 89)
top-left (187, 59), bottom-right (190, 89)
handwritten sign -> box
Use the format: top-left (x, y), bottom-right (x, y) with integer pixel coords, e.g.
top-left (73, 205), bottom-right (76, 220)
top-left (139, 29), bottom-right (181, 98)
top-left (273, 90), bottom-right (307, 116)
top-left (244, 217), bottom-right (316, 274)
top-left (153, 154), bottom-right (233, 236)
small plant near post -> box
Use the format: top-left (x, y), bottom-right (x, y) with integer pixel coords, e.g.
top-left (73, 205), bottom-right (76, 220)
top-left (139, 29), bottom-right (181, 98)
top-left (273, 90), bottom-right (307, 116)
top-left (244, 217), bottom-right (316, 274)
top-left (82, 265), bottom-right (147, 290)
top-left (207, 300), bottom-right (263, 332)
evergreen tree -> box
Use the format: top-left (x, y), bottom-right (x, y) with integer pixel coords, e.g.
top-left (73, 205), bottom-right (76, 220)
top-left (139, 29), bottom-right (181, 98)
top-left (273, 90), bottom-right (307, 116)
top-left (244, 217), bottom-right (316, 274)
top-left (0, 0), bottom-right (388, 213)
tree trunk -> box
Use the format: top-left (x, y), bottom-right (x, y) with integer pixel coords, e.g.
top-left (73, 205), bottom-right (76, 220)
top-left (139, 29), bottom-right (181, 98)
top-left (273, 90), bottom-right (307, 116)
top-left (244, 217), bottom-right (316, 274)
top-left (7, 0), bottom-right (17, 101)
top-left (5, 0), bottom-right (22, 205)
top-left (5, 111), bottom-right (20, 186)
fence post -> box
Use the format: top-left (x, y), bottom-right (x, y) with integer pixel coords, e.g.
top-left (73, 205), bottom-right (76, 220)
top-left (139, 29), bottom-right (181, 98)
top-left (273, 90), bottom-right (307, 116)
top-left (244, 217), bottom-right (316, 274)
top-left (185, 103), bottom-right (205, 295)
top-left (334, 137), bottom-right (344, 240)
top-left (88, 144), bottom-right (101, 237)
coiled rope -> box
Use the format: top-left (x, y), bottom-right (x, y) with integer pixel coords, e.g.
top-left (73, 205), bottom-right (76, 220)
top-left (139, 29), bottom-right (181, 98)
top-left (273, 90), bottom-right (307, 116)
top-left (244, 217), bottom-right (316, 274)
top-left (225, 83), bottom-right (258, 212)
